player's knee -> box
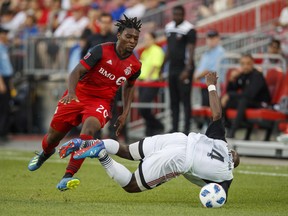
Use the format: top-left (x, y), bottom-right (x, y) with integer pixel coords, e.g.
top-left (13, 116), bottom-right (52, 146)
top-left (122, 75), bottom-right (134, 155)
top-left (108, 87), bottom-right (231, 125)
top-left (47, 129), bottom-right (64, 144)
top-left (122, 176), bottom-right (141, 193)
top-left (81, 117), bottom-right (101, 136)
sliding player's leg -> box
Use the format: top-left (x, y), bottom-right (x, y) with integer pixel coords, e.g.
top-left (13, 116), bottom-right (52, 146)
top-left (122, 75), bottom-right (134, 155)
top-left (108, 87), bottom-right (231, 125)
top-left (73, 140), bottom-right (186, 193)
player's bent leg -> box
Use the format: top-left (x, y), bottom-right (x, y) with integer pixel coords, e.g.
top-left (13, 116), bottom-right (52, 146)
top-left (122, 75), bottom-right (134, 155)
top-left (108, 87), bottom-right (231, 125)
top-left (57, 117), bottom-right (101, 191)
top-left (122, 174), bottom-right (142, 193)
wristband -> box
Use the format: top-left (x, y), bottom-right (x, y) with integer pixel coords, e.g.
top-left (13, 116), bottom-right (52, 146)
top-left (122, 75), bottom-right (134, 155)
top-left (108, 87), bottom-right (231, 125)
top-left (208, 85), bottom-right (216, 92)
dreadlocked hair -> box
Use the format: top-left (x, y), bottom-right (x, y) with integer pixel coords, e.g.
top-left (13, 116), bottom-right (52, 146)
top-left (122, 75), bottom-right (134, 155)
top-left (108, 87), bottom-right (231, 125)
top-left (115, 14), bottom-right (142, 33)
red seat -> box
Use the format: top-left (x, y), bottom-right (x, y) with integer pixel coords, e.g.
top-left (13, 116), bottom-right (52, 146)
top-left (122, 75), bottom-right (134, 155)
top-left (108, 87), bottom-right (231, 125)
top-left (192, 106), bottom-right (211, 117)
top-left (226, 108), bottom-right (287, 121)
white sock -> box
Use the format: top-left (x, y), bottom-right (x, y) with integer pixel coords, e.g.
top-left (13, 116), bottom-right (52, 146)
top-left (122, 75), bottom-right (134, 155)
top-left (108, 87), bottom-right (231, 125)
top-left (102, 139), bottom-right (119, 155)
top-left (98, 150), bottom-right (132, 187)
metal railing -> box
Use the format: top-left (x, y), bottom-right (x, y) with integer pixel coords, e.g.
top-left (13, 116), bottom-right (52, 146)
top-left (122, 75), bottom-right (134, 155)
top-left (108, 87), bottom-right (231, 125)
top-left (23, 36), bottom-right (79, 77)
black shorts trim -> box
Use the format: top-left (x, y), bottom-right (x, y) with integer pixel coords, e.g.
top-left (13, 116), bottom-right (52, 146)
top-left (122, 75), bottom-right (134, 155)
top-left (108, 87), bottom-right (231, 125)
top-left (138, 138), bottom-right (145, 159)
top-left (138, 161), bottom-right (151, 190)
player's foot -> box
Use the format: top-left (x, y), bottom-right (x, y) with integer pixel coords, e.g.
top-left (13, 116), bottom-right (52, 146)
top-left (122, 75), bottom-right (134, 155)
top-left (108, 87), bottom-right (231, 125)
top-left (58, 138), bottom-right (84, 159)
top-left (73, 140), bottom-right (105, 159)
top-left (28, 149), bottom-right (56, 171)
top-left (56, 177), bottom-right (80, 191)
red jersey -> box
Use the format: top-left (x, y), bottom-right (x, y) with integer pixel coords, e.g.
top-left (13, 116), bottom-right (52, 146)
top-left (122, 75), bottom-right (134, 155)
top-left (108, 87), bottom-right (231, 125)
top-left (78, 42), bottom-right (141, 102)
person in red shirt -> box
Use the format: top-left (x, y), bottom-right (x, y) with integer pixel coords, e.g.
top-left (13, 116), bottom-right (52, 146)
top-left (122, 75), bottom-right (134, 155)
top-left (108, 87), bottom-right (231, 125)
top-left (28, 15), bottom-right (142, 191)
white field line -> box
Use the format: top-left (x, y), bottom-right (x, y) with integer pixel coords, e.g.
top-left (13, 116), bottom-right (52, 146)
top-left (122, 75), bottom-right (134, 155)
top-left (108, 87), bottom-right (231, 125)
top-left (236, 170), bottom-right (288, 177)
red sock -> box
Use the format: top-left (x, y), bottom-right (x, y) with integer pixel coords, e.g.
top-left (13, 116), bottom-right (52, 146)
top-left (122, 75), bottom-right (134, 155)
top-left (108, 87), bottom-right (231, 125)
top-left (65, 134), bottom-right (94, 176)
top-left (42, 134), bottom-right (59, 155)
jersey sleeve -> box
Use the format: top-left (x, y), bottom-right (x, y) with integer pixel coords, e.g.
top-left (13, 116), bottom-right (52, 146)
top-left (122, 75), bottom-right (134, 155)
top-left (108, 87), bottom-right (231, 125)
top-left (80, 45), bottom-right (102, 70)
top-left (127, 70), bottom-right (141, 84)
top-left (187, 28), bottom-right (197, 44)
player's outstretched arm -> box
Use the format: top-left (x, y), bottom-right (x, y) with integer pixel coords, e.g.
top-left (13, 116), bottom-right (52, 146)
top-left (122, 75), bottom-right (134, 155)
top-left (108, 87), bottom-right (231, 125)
top-left (206, 72), bottom-right (222, 121)
top-left (114, 81), bottom-right (135, 136)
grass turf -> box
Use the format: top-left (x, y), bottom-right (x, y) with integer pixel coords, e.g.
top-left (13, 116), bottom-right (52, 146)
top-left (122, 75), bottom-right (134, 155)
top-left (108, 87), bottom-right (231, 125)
top-left (0, 150), bottom-right (287, 216)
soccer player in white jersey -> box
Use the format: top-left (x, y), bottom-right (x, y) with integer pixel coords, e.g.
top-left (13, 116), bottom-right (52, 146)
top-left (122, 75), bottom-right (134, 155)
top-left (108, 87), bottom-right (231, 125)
top-left (59, 72), bottom-right (240, 199)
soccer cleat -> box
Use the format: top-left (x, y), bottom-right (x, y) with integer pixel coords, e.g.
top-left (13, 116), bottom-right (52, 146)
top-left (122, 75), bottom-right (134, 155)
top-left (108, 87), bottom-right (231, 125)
top-left (28, 149), bottom-right (56, 171)
top-left (56, 177), bottom-right (80, 191)
top-left (73, 140), bottom-right (105, 159)
top-left (58, 138), bottom-right (83, 159)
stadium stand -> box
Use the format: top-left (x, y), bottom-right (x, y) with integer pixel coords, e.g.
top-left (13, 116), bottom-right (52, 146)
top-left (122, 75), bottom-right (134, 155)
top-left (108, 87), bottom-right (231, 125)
top-left (1, 0), bottom-right (287, 149)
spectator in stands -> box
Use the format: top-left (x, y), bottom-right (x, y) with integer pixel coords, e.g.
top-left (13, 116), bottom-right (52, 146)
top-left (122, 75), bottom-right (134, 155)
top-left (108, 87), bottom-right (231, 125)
top-left (194, 29), bottom-right (225, 106)
top-left (213, 0), bottom-right (234, 14)
top-left (81, 2), bottom-right (102, 39)
top-left (275, 0), bottom-right (288, 30)
top-left (263, 39), bottom-right (285, 67)
top-left (81, 12), bottom-right (116, 58)
top-left (161, 5), bottom-right (197, 135)
top-left (45, 0), bottom-right (67, 36)
top-left (198, 0), bottom-right (214, 18)
top-left (12, 14), bottom-right (39, 74)
top-left (221, 54), bottom-right (271, 139)
top-left (138, 32), bottom-right (164, 136)
top-left (37, 4), bottom-right (89, 69)
top-left (0, 1), bottom-right (28, 37)
top-left (110, 0), bottom-right (126, 21)
top-left (53, 4), bottom-right (89, 37)
top-left (0, 27), bottom-right (13, 141)
top-left (123, 0), bottom-right (146, 19)
top-left (28, 0), bottom-right (50, 32)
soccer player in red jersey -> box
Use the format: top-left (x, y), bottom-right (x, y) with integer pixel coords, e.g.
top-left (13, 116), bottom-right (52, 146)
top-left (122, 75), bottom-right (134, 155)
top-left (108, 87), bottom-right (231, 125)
top-left (28, 15), bottom-right (142, 191)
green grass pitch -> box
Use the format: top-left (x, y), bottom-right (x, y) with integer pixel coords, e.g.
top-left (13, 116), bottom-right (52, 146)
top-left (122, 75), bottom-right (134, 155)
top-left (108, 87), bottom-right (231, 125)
top-left (0, 150), bottom-right (287, 216)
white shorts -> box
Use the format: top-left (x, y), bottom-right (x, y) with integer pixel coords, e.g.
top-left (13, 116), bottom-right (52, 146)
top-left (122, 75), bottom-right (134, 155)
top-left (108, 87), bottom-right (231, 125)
top-left (130, 133), bottom-right (187, 191)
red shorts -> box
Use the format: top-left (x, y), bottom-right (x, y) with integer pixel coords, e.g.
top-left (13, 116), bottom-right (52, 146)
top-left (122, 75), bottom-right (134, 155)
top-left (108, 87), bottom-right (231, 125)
top-left (50, 97), bottom-right (112, 133)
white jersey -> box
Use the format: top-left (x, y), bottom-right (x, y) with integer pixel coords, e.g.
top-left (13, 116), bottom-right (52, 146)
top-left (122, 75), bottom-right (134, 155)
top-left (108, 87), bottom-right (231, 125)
top-left (183, 132), bottom-right (234, 186)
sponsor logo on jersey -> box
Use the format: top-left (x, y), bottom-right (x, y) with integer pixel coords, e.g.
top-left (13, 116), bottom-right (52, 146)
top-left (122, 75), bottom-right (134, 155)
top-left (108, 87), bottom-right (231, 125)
top-left (124, 66), bottom-right (132, 75)
top-left (98, 67), bottom-right (126, 85)
top-left (106, 59), bottom-right (112, 65)
top-left (99, 67), bottom-right (116, 80)
top-left (84, 52), bottom-right (91, 60)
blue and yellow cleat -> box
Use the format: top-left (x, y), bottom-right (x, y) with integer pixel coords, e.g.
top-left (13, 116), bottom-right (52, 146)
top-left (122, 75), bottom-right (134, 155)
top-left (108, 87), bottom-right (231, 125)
top-left (57, 177), bottom-right (80, 191)
top-left (73, 140), bottom-right (105, 159)
top-left (58, 138), bottom-right (83, 159)
top-left (28, 149), bottom-right (55, 171)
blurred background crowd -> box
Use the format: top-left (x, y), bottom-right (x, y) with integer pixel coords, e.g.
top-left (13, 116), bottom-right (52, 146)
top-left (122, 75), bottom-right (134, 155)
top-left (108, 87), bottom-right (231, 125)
top-left (0, 0), bottom-right (287, 145)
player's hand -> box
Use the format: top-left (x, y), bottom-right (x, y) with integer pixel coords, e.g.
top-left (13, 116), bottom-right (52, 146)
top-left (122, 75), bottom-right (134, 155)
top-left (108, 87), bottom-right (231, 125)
top-left (59, 93), bottom-right (80, 105)
top-left (114, 114), bottom-right (127, 136)
top-left (205, 71), bottom-right (218, 86)
top-left (179, 70), bottom-right (190, 82)
top-left (221, 94), bottom-right (229, 107)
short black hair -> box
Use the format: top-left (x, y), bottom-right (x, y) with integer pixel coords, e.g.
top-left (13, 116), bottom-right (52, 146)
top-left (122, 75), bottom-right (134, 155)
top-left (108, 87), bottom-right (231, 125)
top-left (115, 14), bottom-right (142, 33)
top-left (241, 53), bottom-right (254, 61)
top-left (269, 39), bottom-right (281, 49)
top-left (100, 12), bottom-right (112, 20)
top-left (173, 5), bottom-right (185, 14)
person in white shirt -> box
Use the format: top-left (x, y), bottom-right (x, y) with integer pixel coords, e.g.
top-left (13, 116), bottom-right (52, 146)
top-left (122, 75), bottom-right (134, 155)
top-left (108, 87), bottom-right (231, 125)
top-left (123, 0), bottom-right (146, 19)
top-left (59, 72), bottom-right (240, 201)
top-left (54, 5), bottom-right (89, 37)
top-left (279, 0), bottom-right (288, 27)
